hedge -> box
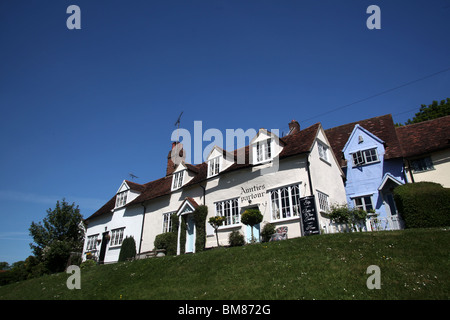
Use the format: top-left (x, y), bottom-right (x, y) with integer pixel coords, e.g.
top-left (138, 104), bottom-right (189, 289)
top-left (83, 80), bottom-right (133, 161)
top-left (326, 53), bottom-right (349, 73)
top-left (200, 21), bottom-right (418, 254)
top-left (118, 236), bottom-right (137, 262)
top-left (393, 182), bottom-right (450, 228)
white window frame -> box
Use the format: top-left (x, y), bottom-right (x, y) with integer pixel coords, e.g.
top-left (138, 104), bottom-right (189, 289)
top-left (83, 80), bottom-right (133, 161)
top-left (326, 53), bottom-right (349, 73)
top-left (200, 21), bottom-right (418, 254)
top-left (317, 190), bottom-right (330, 213)
top-left (208, 156), bottom-right (221, 178)
top-left (115, 191), bottom-right (128, 208)
top-left (269, 183), bottom-right (301, 222)
top-left (215, 198), bottom-right (240, 227)
top-left (318, 141), bottom-right (329, 162)
top-left (162, 212), bottom-right (175, 233)
top-left (353, 195), bottom-right (374, 212)
top-left (110, 227), bottom-right (125, 247)
top-left (172, 170), bottom-right (185, 190)
top-left (352, 148), bottom-right (379, 166)
top-left (86, 234), bottom-right (99, 251)
top-left (255, 138), bottom-right (272, 164)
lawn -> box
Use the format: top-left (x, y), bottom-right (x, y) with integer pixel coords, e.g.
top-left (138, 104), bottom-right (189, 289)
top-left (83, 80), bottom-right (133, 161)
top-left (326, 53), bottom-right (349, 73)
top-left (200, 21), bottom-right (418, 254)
top-left (0, 228), bottom-right (449, 300)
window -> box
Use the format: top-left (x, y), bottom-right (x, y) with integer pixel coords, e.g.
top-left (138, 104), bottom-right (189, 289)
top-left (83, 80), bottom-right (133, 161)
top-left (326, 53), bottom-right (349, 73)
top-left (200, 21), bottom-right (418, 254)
top-left (172, 171), bottom-right (184, 190)
top-left (215, 198), bottom-right (239, 226)
top-left (115, 191), bottom-right (128, 208)
top-left (162, 212), bottom-right (174, 233)
top-left (110, 228), bottom-right (125, 246)
top-left (353, 196), bottom-right (373, 212)
top-left (256, 139), bottom-right (272, 163)
top-left (317, 191), bottom-right (330, 213)
top-left (352, 148), bottom-right (379, 166)
top-left (270, 184), bottom-right (301, 221)
top-left (86, 234), bottom-right (99, 251)
top-left (411, 157), bottom-right (434, 172)
top-left (208, 157), bottom-right (221, 177)
top-left (318, 142), bottom-right (329, 162)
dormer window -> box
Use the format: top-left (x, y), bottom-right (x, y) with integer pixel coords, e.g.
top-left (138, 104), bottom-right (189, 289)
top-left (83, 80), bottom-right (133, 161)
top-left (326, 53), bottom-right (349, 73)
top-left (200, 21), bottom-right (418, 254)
top-left (115, 191), bottom-right (128, 208)
top-left (172, 170), bottom-right (185, 190)
top-left (208, 156), bottom-right (221, 178)
top-left (256, 138), bottom-right (272, 163)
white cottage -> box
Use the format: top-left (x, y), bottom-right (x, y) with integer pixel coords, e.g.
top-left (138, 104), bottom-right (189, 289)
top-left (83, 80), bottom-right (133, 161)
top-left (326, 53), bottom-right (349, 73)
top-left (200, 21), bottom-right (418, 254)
top-left (82, 120), bottom-right (347, 263)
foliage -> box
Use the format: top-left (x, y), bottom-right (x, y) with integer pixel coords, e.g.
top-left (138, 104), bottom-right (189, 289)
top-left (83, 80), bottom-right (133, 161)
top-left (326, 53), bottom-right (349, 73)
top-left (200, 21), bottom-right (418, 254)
top-left (80, 259), bottom-right (97, 269)
top-left (154, 232), bottom-right (177, 256)
top-left (118, 236), bottom-right (137, 262)
top-left (241, 208), bottom-right (263, 242)
top-left (404, 98), bottom-right (450, 125)
top-left (261, 223), bottom-right (276, 242)
top-left (329, 204), bottom-right (368, 232)
top-left (228, 230), bottom-right (245, 247)
top-left (193, 205), bottom-right (208, 252)
top-left (208, 216), bottom-right (225, 247)
top-left (393, 182), bottom-right (450, 228)
top-left (29, 199), bottom-right (84, 273)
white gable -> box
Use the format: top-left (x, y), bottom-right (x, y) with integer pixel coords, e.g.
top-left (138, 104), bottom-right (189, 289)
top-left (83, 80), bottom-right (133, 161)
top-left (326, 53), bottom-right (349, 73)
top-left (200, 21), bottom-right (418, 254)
top-left (117, 180), bottom-right (130, 194)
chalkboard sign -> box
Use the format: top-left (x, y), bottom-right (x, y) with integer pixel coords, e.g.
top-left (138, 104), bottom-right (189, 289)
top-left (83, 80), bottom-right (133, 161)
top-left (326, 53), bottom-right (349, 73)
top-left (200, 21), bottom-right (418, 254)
top-left (300, 196), bottom-right (320, 236)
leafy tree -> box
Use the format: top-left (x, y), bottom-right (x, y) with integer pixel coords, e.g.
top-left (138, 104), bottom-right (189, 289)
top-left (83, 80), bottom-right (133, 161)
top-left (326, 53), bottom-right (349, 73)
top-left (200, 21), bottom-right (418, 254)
top-left (29, 199), bottom-right (84, 273)
top-left (405, 98), bottom-right (450, 125)
top-left (241, 209), bottom-right (263, 243)
top-left (208, 216), bottom-right (225, 247)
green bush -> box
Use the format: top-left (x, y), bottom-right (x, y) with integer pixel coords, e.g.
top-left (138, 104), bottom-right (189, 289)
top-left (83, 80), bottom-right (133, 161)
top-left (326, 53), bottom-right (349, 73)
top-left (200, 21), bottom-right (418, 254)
top-left (154, 232), bottom-right (177, 256)
top-left (193, 205), bottom-right (208, 252)
top-left (118, 236), bottom-right (136, 262)
top-left (261, 223), bottom-right (276, 242)
top-left (229, 230), bottom-right (245, 247)
top-left (241, 209), bottom-right (263, 242)
top-left (393, 182), bottom-right (450, 228)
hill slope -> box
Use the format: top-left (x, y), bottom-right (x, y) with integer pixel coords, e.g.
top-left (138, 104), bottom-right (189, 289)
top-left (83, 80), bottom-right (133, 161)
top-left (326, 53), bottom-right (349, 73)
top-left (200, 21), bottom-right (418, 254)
top-left (0, 228), bottom-right (449, 300)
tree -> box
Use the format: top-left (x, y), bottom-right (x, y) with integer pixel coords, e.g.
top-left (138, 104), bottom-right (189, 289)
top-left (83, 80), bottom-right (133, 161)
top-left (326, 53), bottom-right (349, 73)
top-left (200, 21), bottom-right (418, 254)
top-left (29, 199), bottom-right (84, 273)
top-left (208, 216), bottom-right (225, 247)
top-left (241, 209), bottom-right (263, 243)
top-left (405, 98), bottom-right (450, 125)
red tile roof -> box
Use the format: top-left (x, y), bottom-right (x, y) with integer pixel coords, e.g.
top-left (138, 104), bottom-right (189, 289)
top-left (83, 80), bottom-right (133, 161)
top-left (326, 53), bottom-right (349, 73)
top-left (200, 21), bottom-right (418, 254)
top-left (325, 114), bottom-right (403, 167)
top-left (396, 115), bottom-right (450, 158)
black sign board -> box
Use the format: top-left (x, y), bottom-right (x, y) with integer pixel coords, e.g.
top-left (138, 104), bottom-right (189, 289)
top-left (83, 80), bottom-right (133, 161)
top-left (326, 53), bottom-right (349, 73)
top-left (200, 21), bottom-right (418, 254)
top-left (300, 196), bottom-right (320, 236)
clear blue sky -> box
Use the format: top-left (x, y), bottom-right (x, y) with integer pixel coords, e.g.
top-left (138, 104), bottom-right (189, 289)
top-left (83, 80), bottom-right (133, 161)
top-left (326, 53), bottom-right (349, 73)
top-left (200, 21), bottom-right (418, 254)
top-left (1, 0), bottom-right (449, 264)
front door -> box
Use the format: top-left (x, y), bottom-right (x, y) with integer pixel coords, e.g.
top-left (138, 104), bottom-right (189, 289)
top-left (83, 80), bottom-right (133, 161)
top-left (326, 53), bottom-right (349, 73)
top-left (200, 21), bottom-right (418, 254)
top-left (98, 231), bottom-right (109, 264)
top-left (185, 214), bottom-right (195, 253)
top-left (246, 223), bottom-right (260, 243)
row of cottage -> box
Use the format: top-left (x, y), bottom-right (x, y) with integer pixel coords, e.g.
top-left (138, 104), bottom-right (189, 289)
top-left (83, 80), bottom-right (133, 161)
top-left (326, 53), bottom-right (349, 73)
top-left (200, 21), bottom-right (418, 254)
top-left (82, 114), bottom-right (450, 263)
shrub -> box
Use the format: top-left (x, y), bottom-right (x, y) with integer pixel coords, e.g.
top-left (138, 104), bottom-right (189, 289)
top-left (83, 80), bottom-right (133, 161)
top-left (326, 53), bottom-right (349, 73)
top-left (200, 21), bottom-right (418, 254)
top-left (118, 236), bottom-right (136, 262)
top-left (193, 205), bottom-right (208, 252)
top-left (154, 232), bottom-right (177, 256)
top-left (261, 223), bottom-right (276, 242)
top-left (241, 209), bottom-right (263, 242)
top-left (329, 204), bottom-right (367, 232)
top-left (229, 230), bottom-right (245, 247)
top-left (393, 182), bottom-right (450, 228)
top-left (209, 216), bottom-right (225, 247)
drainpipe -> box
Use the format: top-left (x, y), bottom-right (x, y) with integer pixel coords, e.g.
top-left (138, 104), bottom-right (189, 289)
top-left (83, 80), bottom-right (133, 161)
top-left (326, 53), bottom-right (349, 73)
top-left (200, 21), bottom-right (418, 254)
top-left (306, 155), bottom-right (314, 196)
top-left (406, 159), bottom-right (415, 183)
top-left (200, 184), bottom-right (206, 205)
top-left (138, 203), bottom-right (146, 256)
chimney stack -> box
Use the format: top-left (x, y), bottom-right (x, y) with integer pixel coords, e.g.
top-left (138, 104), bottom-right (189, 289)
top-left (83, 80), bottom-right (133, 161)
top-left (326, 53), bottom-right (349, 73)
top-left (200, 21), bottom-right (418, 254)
top-left (166, 142), bottom-right (185, 176)
top-left (288, 120), bottom-right (300, 135)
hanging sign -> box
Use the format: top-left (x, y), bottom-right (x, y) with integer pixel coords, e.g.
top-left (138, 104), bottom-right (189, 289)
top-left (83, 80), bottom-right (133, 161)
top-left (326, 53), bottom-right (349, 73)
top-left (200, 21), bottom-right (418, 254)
top-left (300, 196), bottom-right (320, 236)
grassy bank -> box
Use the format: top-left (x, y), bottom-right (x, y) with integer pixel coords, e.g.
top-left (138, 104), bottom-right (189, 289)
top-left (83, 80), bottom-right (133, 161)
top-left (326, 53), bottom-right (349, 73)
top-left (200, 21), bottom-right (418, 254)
top-left (1, 228), bottom-right (449, 300)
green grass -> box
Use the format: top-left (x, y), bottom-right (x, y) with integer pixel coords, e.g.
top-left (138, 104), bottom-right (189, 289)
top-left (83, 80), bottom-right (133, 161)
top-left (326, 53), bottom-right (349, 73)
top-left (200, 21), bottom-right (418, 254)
top-left (1, 228), bottom-right (449, 300)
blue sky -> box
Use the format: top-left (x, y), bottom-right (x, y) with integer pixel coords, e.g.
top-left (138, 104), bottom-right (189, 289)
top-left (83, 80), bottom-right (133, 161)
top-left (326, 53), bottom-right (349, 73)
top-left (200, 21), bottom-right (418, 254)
top-left (1, 0), bottom-right (449, 264)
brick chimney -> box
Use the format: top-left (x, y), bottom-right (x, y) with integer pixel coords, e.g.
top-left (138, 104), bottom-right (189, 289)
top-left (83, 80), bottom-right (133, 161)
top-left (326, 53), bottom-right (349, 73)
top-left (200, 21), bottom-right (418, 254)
top-left (288, 120), bottom-right (300, 135)
top-left (166, 142), bottom-right (185, 176)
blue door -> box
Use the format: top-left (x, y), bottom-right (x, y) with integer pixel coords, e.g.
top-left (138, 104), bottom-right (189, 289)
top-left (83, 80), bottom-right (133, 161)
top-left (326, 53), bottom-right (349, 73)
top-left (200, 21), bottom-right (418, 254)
top-left (246, 224), bottom-right (260, 243)
top-left (186, 214), bottom-right (195, 253)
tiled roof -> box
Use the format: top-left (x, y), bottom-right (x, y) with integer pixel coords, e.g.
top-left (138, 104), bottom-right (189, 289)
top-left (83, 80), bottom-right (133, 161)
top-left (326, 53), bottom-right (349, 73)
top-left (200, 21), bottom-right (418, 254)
top-left (325, 114), bottom-right (403, 167)
top-left (85, 123), bottom-right (321, 222)
top-left (396, 115), bottom-right (450, 158)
